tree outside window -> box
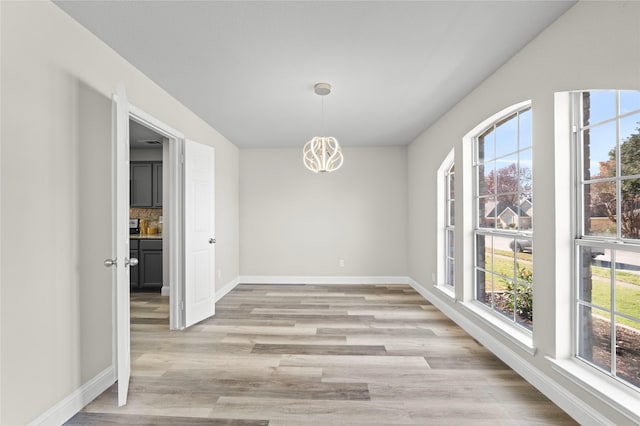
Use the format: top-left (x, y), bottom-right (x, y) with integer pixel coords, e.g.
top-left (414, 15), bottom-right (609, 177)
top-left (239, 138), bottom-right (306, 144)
top-left (576, 90), bottom-right (640, 390)
top-left (474, 106), bottom-right (533, 330)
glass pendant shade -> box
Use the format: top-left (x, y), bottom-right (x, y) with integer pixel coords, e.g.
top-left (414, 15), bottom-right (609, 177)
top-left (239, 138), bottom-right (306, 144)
top-left (303, 136), bottom-right (343, 173)
top-left (303, 82), bottom-right (343, 173)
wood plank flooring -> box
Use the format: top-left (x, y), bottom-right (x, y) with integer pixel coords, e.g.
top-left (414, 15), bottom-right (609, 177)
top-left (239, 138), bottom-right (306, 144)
top-left (66, 284), bottom-right (576, 425)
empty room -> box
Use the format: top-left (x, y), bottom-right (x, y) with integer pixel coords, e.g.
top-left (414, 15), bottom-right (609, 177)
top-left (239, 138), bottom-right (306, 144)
top-left (1, 1), bottom-right (639, 425)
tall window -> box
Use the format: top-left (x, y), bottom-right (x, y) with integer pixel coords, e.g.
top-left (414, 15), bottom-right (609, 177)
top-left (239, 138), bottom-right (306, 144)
top-left (438, 150), bottom-right (455, 294)
top-left (574, 90), bottom-right (640, 390)
top-left (445, 161), bottom-right (455, 288)
top-left (474, 105), bottom-right (533, 330)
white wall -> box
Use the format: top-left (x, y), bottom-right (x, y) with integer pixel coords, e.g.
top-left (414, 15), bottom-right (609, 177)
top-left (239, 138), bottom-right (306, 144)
top-left (240, 147), bottom-right (407, 278)
top-left (408, 1), bottom-right (640, 424)
top-left (0, 2), bottom-right (239, 424)
top-left (130, 147), bottom-right (163, 162)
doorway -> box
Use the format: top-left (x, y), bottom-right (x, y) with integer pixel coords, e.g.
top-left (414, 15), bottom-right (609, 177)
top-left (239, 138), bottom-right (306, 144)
top-left (127, 105), bottom-right (185, 331)
top-left (113, 93), bottom-right (217, 406)
top-left (128, 119), bottom-right (169, 325)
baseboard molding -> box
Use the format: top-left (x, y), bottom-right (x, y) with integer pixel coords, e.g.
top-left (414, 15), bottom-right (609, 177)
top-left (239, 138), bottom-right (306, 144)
top-left (161, 285), bottom-right (170, 296)
top-left (216, 276), bottom-right (240, 302)
top-left (407, 277), bottom-right (612, 426)
top-left (29, 366), bottom-right (115, 426)
top-left (238, 275), bottom-right (411, 285)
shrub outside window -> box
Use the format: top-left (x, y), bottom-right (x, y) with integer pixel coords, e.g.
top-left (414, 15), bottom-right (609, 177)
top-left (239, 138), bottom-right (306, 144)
top-left (474, 106), bottom-right (533, 331)
top-left (574, 90), bottom-right (640, 390)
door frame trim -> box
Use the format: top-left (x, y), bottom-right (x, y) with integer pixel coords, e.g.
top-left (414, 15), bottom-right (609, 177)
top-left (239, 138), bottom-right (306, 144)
top-left (126, 105), bottom-right (186, 331)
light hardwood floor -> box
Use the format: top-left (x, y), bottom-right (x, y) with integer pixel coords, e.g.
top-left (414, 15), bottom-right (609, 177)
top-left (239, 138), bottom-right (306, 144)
top-left (66, 284), bottom-right (576, 425)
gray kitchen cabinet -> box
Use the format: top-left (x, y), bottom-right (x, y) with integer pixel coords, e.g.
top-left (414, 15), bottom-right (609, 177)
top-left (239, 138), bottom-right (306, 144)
top-left (129, 238), bottom-right (162, 291)
top-left (153, 163), bottom-right (162, 207)
top-left (130, 162), bottom-right (153, 207)
top-left (139, 239), bottom-right (163, 290)
top-left (129, 239), bottom-right (139, 290)
top-left (130, 161), bottom-right (162, 208)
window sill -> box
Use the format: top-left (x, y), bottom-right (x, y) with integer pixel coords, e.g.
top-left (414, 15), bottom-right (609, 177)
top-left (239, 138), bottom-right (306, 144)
top-left (433, 283), bottom-right (455, 300)
top-left (460, 301), bottom-right (536, 355)
top-left (547, 357), bottom-right (640, 424)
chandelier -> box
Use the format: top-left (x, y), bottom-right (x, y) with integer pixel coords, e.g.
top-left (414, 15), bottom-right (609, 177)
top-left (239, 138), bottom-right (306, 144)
top-left (303, 83), bottom-right (343, 173)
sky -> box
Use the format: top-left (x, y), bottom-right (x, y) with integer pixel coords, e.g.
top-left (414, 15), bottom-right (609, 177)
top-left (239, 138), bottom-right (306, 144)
top-left (586, 90), bottom-right (640, 177)
top-left (477, 91), bottom-right (640, 189)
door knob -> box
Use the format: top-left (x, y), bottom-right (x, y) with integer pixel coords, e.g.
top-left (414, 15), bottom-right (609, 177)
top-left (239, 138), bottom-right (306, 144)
top-left (104, 258), bottom-right (117, 267)
top-left (126, 257), bottom-right (138, 267)
top-left (209, 238), bottom-right (216, 244)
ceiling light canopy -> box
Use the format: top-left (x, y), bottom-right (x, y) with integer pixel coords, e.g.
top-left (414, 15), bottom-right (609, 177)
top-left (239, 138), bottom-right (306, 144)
top-left (303, 83), bottom-right (343, 173)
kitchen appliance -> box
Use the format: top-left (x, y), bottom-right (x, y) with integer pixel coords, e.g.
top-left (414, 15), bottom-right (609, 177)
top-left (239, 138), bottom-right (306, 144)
top-left (129, 218), bottom-right (140, 235)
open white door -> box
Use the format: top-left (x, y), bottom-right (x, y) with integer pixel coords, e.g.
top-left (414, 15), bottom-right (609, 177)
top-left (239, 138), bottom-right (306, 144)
top-left (112, 85), bottom-right (131, 406)
top-left (184, 139), bottom-right (216, 327)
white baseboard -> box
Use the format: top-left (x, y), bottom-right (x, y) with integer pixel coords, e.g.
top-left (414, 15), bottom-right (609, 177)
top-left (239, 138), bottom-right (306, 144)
top-left (238, 275), bottom-right (411, 285)
top-left (29, 366), bottom-right (115, 426)
top-left (161, 285), bottom-right (170, 296)
top-left (216, 276), bottom-right (240, 302)
top-left (406, 277), bottom-right (612, 426)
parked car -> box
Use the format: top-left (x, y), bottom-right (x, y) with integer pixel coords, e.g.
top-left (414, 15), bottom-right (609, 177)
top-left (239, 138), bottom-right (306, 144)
top-left (588, 248), bottom-right (605, 258)
top-left (509, 239), bottom-right (605, 258)
top-left (509, 239), bottom-right (532, 253)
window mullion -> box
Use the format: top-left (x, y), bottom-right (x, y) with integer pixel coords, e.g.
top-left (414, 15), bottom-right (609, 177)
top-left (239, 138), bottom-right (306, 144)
top-left (610, 249), bottom-right (616, 377)
top-left (616, 91), bottom-right (622, 239)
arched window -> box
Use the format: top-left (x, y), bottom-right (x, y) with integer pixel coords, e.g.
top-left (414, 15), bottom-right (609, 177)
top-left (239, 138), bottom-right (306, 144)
top-left (473, 103), bottom-right (533, 331)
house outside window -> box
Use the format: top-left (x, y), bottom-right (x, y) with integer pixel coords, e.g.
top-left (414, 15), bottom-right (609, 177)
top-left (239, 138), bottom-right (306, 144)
top-left (573, 90), bottom-right (640, 390)
top-left (473, 105), bottom-right (533, 331)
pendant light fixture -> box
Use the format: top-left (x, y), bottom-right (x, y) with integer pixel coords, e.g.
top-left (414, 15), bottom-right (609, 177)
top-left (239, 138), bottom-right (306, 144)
top-left (303, 82), bottom-right (344, 173)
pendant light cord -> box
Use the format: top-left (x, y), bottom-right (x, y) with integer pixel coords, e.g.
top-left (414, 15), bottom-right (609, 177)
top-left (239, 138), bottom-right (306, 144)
top-left (321, 95), bottom-right (325, 138)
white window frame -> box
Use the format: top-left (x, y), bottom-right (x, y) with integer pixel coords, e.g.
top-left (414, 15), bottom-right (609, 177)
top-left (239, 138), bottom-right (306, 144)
top-left (436, 149), bottom-right (455, 298)
top-left (459, 100), bottom-right (535, 353)
top-left (571, 90), bottom-right (640, 391)
top-left (473, 103), bottom-right (533, 327)
top-left (546, 91), bottom-right (640, 425)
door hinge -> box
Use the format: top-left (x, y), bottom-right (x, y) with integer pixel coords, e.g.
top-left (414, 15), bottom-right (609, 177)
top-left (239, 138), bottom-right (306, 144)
top-left (571, 125), bottom-right (578, 133)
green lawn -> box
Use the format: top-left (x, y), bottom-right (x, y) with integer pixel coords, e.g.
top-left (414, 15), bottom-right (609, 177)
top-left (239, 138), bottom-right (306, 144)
top-left (481, 249), bottom-right (640, 329)
top-left (494, 249), bottom-right (532, 262)
top-left (591, 266), bottom-right (640, 287)
top-left (482, 250), bottom-right (532, 290)
top-left (591, 280), bottom-right (640, 329)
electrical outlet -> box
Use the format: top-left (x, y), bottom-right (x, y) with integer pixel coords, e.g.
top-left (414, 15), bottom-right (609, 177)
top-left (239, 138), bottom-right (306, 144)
top-left (339, 259), bottom-right (345, 268)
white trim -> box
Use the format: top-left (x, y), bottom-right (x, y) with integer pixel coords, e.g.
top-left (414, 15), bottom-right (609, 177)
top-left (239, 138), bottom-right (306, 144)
top-left (127, 103), bottom-right (185, 331)
top-left (459, 300), bottom-right (535, 355)
top-left (437, 148), bottom-right (455, 290)
top-left (407, 277), bottom-right (612, 426)
top-left (28, 367), bottom-right (115, 426)
top-left (238, 275), bottom-right (411, 285)
top-left (433, 283), bottom-right (456, 300)
top-left (548, 357), bottom-right (640, 425)
top-left (129, 105), bottom-right (184, 140)
top-left (169, 137), bottom-right (185, 330)
top-left (216, 276), bottom-right (240, 302)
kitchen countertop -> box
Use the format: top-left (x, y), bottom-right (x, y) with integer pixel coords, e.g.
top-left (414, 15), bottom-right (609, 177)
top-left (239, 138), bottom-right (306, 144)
top-left (130, 234), bottom-right (163, 240)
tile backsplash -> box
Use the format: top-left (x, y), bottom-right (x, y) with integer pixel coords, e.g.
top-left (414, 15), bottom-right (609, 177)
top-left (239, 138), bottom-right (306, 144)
top-left (130, 208), bottom-right (163, 223)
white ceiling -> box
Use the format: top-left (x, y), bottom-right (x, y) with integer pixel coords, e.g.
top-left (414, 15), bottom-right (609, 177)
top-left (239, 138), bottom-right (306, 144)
top-left (54, 1), bottom-right (575, 148)
top-left (130, 119), bottom-right (164, 150)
